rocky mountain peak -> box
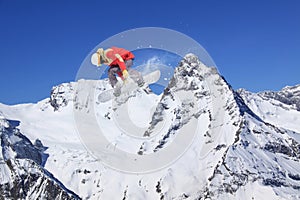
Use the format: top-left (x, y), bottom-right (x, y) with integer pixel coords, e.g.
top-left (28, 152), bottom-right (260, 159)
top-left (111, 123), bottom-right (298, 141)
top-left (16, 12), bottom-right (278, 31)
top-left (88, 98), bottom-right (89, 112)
top-left (50, 82), bottom-right (76, 111)
top-left (0, 116), bottom-right (80, 199)
top-left (259, 84), bottom-right (300, 111)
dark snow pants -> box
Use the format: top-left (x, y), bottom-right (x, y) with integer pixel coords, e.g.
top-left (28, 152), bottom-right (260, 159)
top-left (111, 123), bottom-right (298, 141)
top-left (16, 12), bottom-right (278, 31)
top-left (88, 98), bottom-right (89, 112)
top-left (108, 59), bottom-right (143, 88)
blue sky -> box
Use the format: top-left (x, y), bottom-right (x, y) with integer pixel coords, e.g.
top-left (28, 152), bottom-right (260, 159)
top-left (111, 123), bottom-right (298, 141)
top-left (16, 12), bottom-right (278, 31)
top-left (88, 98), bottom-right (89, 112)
top-left (0, 0), bottom-right (299, 105)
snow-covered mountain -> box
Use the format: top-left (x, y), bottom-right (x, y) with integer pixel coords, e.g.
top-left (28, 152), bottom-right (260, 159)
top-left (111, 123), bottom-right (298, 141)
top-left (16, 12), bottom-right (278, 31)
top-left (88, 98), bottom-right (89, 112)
top-left (0, 113), bottom-right (80, 199)
top-left (238, 85), bottom-right (300, 133)
top-left (0, 54), bottom-right (299, 199)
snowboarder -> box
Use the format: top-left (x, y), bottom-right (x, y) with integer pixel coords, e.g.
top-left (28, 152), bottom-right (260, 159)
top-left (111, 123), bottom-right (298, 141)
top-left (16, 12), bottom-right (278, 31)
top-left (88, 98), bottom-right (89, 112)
top-left (91, 46), bottom-right (144, 96)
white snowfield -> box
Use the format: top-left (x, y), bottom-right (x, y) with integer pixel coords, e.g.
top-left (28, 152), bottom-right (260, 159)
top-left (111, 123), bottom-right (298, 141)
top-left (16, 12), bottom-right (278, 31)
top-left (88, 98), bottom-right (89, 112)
top-left (238, 86), bottom-right (300, 133)
top-left (0, 54), bottom-right (299, 200)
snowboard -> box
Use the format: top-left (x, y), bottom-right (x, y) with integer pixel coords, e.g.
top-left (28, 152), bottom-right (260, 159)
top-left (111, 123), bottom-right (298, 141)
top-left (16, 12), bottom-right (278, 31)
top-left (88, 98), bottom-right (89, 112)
top-left (98, 70), bottom-right (161, 103)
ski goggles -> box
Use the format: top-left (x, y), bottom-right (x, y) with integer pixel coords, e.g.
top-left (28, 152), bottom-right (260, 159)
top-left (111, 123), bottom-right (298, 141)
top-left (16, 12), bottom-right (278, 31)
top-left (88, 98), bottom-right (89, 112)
top-left (96, 49), bottom-right (106, 66)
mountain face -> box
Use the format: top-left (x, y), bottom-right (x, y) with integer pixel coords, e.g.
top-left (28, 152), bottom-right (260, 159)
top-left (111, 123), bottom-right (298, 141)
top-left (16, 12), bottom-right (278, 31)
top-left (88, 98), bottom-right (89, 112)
top-left (0, 114), bottom-right (80, 199)
top-left (0, 54), bottom-right (299, 199)
top-left (238, 85), bottom-right (300, 134)
top-left (260, 85), bottom-right (300, 111)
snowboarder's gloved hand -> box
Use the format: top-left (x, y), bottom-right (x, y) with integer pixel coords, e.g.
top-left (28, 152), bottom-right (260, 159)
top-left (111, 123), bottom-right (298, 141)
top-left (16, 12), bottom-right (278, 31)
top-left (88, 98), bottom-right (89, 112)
top-left (122, 69), bottom-right (129, 80)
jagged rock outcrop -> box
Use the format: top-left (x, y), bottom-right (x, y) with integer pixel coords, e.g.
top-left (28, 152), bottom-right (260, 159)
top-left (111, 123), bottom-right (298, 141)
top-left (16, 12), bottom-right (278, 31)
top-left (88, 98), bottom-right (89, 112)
top-left (50, 83), bottom-right (75, 111)
top-left (0, 115), bottom-right (80, 200)
top-left (259, 84), bottom-right (300, 111)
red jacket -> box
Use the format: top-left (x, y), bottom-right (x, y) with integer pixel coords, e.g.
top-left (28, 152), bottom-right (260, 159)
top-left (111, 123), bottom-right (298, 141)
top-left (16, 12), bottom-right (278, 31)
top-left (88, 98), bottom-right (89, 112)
top-left (105, 47), bottom-right (135, 72)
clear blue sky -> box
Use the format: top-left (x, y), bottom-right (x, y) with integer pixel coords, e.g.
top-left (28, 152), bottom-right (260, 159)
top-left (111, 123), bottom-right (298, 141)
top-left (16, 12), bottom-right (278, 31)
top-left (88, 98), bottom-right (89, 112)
top-left (0, 0), bottom-right (299, 105)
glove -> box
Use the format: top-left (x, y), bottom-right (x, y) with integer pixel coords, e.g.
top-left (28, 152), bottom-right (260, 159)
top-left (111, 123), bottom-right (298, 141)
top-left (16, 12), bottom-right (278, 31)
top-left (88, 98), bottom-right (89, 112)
top-left (122, 69), bottom-right (129, 80)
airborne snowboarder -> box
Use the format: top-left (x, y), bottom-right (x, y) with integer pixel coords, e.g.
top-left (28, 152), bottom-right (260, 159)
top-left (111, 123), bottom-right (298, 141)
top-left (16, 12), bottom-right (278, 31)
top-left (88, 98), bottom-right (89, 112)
top-left (91, 46), bottom-right (144, 96)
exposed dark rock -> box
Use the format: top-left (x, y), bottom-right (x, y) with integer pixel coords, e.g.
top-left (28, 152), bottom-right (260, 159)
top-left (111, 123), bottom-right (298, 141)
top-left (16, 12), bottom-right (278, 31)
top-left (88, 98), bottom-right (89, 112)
top-left (50, 83), bottom-right (74, 111)
top-left (0, 117), bottom-right (80, 199)
top-left (259, 84), bottom-right (300, 111)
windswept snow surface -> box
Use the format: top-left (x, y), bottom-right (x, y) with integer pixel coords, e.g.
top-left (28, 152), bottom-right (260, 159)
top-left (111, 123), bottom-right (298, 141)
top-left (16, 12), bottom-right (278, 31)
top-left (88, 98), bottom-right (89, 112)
top-left (238, 86), bottom-right (300, 133)
top-left (0, 54), bottom-right (299, 199)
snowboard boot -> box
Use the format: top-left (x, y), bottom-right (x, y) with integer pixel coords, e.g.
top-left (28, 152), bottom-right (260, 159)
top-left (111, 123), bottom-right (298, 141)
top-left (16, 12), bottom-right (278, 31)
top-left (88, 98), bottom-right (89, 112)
top-left (142, 86), bottom-right (152, 94)
top-left (137, 80), bottom-right (152, 94)
top-left (137, 79), bottom-right (145, 87)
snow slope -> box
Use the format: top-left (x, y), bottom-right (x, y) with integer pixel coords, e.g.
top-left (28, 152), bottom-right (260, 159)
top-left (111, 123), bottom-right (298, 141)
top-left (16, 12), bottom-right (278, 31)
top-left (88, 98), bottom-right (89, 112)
top-left (0, 112), bottom-right (80, 199)
top-left (0, 54), bottom-right (299, 199)
top-left (238, 85), bottom-right (300, 133)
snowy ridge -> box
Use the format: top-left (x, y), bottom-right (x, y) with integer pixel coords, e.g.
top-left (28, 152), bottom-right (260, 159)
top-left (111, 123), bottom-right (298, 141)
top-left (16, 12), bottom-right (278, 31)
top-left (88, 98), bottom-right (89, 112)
top-left (0, 54), bottom-right (299, 199)
top-left (0, 114), bottom-right (80, 199)
top-left (208, 113), bottom-right (300, 199)
top-left (238, 86), bottom-right (300, 133)
top-left (260, 84), bottom-right (300, 111)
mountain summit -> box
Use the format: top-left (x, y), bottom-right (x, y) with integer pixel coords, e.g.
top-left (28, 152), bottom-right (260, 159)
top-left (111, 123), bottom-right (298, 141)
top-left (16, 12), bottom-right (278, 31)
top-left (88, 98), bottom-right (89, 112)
top-left (0, 54), bottom-right (299, 199)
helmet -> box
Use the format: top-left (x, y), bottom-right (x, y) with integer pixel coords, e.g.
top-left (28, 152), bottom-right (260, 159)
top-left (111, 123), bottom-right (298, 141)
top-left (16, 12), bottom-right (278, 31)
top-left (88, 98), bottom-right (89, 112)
top-left (91, 53), bottom-right (99, 66)
top-left (90, 48), bottom-right (105, 66)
